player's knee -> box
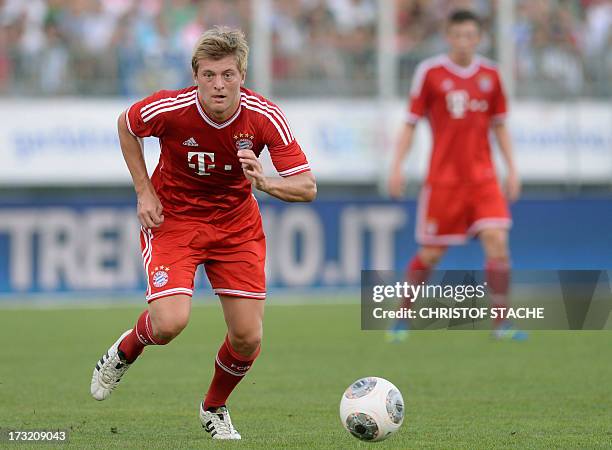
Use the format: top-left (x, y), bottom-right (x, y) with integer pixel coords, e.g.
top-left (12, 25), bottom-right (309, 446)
top-left (481, 230), bottom-right (509, 260)
top-left (152, 315), bottom-right (189, 342)
top-left (425, 253), bottom-right (443, 267)
top-left (229, 331), bottom-right (262, 357)
top-left (488, 249), bottom-right (509, 262)
top-left (152, 324), bottom-right (180, 342)
top-left (419, 246), bottom-right (446, 266)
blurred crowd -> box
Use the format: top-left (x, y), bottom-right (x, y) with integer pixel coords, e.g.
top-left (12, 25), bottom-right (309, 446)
top-left (515, 0), bottom-right (611, 97)
top-left (0, 0), bottom-right (250, 96)
top-left (0, 0), bottom-right (610, 98)
top-left (271, 0), bottom-right (378, 95)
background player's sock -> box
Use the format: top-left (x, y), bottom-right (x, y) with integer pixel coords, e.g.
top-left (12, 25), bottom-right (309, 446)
top-left (399, 254), bottom-right (433, 310)
top-left (204, 335), bottom-right (260, 409)
top-left (387, 254), bottom-right (434, 341)
top-left (118, 309), bottom-right (170, 363)
top-left (485, 258), bottom-right (510, 328)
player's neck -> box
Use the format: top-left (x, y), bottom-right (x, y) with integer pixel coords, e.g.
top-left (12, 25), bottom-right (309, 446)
top-left (447, 52), bottom-right (475, 68)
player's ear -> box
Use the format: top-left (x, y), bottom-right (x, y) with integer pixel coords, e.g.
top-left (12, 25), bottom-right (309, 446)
top-left (240, 71), bottom-right (246, 86)
top-left (192, 70), bottom-right (198, 85)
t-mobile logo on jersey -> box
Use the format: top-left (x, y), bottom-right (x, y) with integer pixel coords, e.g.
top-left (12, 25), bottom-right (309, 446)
top-left (445, 90), bottom-right (489, 119)
top-left (188, 151), bottom-right (215, 176)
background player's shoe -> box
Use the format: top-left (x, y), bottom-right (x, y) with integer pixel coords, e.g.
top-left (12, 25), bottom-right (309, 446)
top-left (199, 402), bottom-right (241, 440)
top-left (385, 319), bottom-right (410, 343)
top-left (492, 321), bottom-right (528, 341)
top-left (90, 329), bottom-right (132, 400)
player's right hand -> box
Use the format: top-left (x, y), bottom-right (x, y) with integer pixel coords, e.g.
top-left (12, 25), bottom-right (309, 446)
top-left (505, 169), bottom-right (521, 203)
top-left (388, 168), bottom-right (405, 199)
top-left (137, 188), bottom-right (164, 228)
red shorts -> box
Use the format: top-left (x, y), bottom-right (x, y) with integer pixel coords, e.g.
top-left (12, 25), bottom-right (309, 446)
top-left (415, 181), bottom-right (511, 246)
top-left (140, 205), bottom-right (266, 303)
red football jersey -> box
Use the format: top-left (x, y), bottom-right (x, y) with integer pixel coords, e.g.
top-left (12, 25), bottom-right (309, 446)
top-left (406, 54), bottom-right (508, 185)
top-left (126, 86), bottom-right (310, 220)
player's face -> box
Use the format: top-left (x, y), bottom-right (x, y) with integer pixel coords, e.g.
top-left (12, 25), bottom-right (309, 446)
top-left (194, 55), bottom-right (245, 121)
top-left (446, 21), bottom-right (481, 62)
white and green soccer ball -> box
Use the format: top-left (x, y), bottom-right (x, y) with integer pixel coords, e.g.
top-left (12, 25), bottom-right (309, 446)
top-left (339, 377), bottom-right (404, 442)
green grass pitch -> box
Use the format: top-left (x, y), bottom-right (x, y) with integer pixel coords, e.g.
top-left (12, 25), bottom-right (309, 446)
top-left (1, 301), bottom-right (611, 449)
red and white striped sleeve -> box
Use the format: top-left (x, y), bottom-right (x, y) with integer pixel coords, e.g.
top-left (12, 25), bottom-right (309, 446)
top-left (490, 70), bottom-right (508, 125)
top-left (405, 59), bottom-right (434, 125)
top-left (243, 93), bottom-right (310, 177)
top-left (125, 88), bottom-right (197, 138)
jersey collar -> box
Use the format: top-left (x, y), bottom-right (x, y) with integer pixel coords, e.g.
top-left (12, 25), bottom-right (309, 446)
top-left (442, 54), bottom-right (481, 78)
top-left (196, 92), bottom-right (242, 129)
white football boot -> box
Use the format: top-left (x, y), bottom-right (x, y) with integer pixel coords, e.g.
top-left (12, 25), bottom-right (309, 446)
top-left (90, 329), bottom-right (132, 401)
top-left (199, 402), bottom-right (242, 439)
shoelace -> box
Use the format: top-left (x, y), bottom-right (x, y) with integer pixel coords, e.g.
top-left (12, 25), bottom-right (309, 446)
top-left (209, 409), bottom-right (236, 436)
top-left (100, 354), bottom-right (129, 386)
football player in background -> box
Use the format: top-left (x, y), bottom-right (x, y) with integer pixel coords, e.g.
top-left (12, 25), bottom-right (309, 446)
top-left (388, 10), bottom-right (526, 341)
top-left (90, 26), bottom-right (316, 439)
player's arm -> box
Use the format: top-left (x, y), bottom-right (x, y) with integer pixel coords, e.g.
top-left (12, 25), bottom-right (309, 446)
top-left (492, 122), bottom-right (520, 202)
top-left (388, 123), bottom-right (417, 199)
top-left (117, 111), bottom-right (164, 227)
top-left (389, 60), bottom-right (430, 199)
top-left (491, 69), bottom-right (520, 202)
top-left (238, 149), bottom-right (316, 202)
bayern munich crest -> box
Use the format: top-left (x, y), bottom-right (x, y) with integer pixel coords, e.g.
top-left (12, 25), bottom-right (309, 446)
top-left (478, 75), bottom-right (493, 92)
top-left (234, 132), bottom-right (254, 151)
top-left (151, 266), bottom-right (170, 288)
top-left (441, 78), bottom-right (454, 91)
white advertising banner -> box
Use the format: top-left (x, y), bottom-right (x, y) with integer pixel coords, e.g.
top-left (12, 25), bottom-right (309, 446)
top-left (0, 99), bottom-right (610, 185)
top-left (0, 100), bottom-right (161, 185)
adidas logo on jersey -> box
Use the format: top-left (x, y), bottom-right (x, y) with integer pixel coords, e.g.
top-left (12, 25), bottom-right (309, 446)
top-left (182, 137), bottom-right (199, 147)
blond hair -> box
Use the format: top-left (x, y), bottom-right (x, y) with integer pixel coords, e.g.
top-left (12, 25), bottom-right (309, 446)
top-left (191, 26), bottom-right (249, 75)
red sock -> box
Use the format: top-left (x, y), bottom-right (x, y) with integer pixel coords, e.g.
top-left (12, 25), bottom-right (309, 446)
top-left (486, 258), bottom-right (510, 327)
top-left (118, 309), bottom-right (169, 363)
top-left (204, 335), bottom-right (260, 409)
top-left (399, 254), bottom-right (433, 310)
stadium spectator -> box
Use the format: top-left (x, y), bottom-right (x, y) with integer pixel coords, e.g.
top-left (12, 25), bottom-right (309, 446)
top-left (270, 0), bottom-right (306, 80)
top-left (39, 16), bottom-right (69, 94)
top-left (515, 0), bottom-right (586, 96)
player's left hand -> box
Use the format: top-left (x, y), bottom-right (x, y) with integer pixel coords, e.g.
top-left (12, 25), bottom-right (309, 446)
top-left (505, 170), bottom-right (521, 202)
top-left (238, 149), bottom-right (268, 191)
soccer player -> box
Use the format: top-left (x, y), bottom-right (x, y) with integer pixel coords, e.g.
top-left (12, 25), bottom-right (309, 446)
top-left (387, 10), bottom-right (526, 341)
top-left (90, 27), bottom-right (316, 439)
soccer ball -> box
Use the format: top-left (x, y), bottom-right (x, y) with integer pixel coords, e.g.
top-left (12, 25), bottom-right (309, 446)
top-left (339, 377), bottom-right (404, 442)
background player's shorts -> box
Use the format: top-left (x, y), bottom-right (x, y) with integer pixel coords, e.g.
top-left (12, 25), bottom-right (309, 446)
top-left (140, 208), bottom-right (266, 303)
top-left (416, 181), bottom-right (512, 246)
